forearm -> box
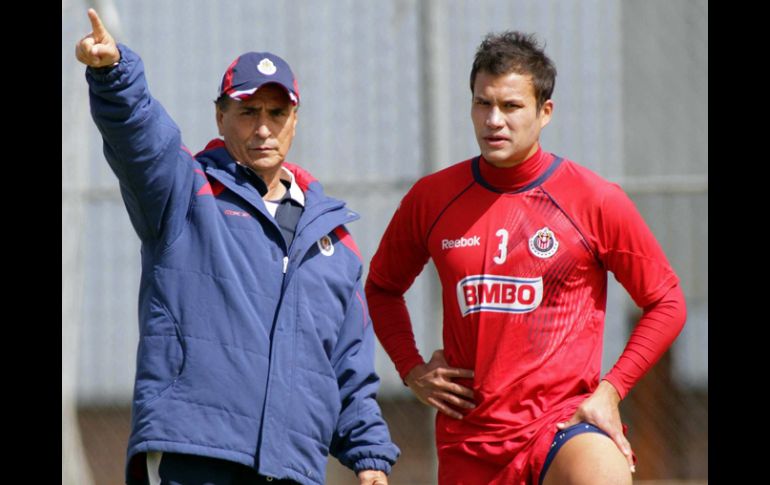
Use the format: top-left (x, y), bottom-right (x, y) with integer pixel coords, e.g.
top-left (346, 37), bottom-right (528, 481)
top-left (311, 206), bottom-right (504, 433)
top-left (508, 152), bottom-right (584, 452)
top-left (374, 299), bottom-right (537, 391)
top-left (365, 276), bottom-right (424, 380)
top-left (331, 359), bottom-right (399, 474)
top-left (331, 279), bottom-right (400, 472)
top-left (604, 283), bottom-right (687, 398)
top-left (87, 43), bottom-right (193, 239)
top-left (87, 44), bottom-right (182, 169)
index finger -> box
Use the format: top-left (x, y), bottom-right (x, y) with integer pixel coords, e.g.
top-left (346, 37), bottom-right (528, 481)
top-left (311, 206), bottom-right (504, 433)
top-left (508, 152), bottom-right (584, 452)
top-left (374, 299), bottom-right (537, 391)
top-left (87, 8), bottom-right (108, 39)
top-left (608, 430), bottom-right (634, 468)
top-left (440, 367), bottom-right (474, 379)
top-left (442, 382), bottom-right (475, 399)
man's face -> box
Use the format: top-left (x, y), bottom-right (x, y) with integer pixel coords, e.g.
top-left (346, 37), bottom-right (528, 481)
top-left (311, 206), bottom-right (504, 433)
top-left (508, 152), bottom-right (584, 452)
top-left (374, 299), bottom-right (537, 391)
top-left (216, 84), bottom-right (298, 175)
top-left (471, 70), bottom-right (552, 167)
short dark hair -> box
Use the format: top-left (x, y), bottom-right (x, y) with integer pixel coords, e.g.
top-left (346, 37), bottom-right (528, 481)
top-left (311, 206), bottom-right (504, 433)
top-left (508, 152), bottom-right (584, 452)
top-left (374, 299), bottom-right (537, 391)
top-left (214, 94), bottom-right (233, 112)
top-left (470, 31), bottom-right (557, 111)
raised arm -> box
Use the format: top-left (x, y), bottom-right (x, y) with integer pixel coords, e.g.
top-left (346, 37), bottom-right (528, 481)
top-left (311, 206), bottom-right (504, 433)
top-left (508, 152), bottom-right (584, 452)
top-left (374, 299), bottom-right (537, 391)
top-left (76, 9), bottom-right (196, 242)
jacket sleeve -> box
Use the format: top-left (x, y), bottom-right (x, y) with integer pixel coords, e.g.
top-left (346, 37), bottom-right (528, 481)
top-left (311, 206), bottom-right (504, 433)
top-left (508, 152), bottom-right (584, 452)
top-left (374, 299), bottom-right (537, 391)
top-left (86, 43), bottom-right (196, 243)
top-left (329, 273), bottom-right (400, 474)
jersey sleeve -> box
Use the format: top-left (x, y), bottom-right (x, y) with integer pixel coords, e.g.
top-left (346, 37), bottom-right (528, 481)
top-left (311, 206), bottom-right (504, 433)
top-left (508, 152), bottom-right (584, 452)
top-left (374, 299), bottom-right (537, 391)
top-left (603, 283), bottom-right (686, 398)
top-left (596, 184), bottom-right (687, 397)
top-left (595, 184), bottom-right (679, 307)
top-left (366, 183), bottom-right (432, 380)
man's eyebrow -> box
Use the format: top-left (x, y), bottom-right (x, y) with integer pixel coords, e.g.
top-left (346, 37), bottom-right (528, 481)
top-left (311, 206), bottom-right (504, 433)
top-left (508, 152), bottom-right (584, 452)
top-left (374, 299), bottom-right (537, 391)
top-left (473, 95), bottom-right (526, 104)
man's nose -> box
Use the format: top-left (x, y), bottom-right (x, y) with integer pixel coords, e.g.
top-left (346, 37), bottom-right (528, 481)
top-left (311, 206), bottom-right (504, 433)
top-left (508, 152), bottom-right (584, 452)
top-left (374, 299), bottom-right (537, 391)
top-left (486, 107), bottom-right (504, 128)
top-left (256, 120), bottom-right (271, 139)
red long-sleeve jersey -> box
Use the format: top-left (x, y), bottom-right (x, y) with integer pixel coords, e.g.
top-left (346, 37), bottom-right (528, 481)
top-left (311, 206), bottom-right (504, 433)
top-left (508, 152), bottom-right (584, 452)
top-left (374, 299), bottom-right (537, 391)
top-left (367, 147), bottom-right (686, 446)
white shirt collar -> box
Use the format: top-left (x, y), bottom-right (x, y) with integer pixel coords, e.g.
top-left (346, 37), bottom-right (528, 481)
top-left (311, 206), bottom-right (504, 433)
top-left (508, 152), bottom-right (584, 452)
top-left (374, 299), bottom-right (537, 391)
top-left (279, 166), bottom-right (305, 207)
top-left (237, 161), bottom-right (306, 207)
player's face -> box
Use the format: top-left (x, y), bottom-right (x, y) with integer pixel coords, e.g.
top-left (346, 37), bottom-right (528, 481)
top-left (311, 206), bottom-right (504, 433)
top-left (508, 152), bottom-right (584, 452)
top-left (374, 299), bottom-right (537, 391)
top-left (217, 84), bottom-right (298, 175)
top-left (471, 70), bottom-right (553, 167)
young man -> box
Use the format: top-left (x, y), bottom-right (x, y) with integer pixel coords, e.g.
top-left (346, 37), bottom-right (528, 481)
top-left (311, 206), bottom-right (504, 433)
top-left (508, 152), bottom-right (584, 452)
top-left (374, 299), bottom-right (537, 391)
top-left (76, 9), bottom-right (397, 485)
top-left (366, 31), bottom-right (686, 485)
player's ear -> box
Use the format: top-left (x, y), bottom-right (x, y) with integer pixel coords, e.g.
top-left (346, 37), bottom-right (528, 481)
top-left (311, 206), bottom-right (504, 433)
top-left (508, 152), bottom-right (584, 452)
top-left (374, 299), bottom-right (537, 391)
top-left (539, 99), bottom-right (553, 129)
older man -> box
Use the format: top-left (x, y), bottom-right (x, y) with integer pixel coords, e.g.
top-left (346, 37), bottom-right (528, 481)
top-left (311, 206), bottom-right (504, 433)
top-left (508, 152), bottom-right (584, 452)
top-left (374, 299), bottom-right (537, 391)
top-left (76, 9), bottom-right (398, 485)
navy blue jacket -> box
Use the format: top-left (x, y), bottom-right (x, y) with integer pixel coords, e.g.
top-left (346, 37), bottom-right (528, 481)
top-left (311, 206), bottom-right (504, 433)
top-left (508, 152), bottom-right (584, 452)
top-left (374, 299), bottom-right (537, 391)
top-left (87, 45), bottom-right (399, 484)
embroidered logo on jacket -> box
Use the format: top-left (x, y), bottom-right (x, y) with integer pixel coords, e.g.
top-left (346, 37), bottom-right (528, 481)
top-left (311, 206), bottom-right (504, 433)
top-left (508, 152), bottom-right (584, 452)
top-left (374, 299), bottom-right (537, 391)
top-left (528, 227), bottom-right (559, 259)
top-left (317, 235), bottom-right (335, 256)
top-left (456, 275), bottom-right (543, 316)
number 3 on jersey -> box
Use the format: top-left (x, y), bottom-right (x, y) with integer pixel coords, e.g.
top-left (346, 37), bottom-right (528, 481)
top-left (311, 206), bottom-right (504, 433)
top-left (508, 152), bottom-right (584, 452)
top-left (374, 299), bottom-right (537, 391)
top-left (493, 228), bottom-right (508, 264)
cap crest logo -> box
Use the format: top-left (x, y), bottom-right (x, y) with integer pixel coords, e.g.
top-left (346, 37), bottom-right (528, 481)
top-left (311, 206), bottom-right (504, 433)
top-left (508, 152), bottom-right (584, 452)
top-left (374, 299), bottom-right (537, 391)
top-left (528, 227), bottom-right (559, 259)
top-left (257, 58), bottom-right (277, 75)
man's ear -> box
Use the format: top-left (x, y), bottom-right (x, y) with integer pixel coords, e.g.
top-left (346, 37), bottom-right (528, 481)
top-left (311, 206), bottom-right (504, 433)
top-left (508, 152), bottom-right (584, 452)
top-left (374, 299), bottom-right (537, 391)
top-left (216, 105), bottom-right (225, 136)
top-left (539, 99), bottom-right (554, 129)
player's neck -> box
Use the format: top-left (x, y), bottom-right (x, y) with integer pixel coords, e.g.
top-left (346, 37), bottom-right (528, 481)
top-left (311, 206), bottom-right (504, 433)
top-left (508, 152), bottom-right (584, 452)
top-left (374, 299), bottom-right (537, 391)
top-left (478, 146), bottom-right (552, 191)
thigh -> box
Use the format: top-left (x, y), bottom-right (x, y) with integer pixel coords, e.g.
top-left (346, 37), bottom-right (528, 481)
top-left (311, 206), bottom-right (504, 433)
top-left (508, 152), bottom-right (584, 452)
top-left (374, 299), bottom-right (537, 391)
top-left (437, 440), bottom-right (515, 485)
top-left (540, 431), bottom-right (631, 485)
